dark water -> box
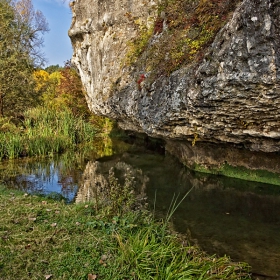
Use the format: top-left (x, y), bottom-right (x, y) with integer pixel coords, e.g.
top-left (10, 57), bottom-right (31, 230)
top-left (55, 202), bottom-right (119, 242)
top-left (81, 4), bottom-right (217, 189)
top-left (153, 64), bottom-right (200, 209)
top-left (1, 137), bottom-right (280, 279)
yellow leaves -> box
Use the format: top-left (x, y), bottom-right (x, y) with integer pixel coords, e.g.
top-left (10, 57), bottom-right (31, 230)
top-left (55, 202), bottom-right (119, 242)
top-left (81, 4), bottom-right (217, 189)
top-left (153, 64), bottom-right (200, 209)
top-left (15, 0), bottom-right (32, 25)
top-left (49, 71), bottom-right (61, 83)
top-left (33, 69), bottom-right (62, 95)
top-left (33, 69), bottom-right (49, 92)
top-left (40, 71), bottom-right (62, 107)
top-left (125, 17), bottom-right (154, 65)
top-left (34, 69), bottom-right (49, 80)
top-left (192, 133), bottom-right (199, 146)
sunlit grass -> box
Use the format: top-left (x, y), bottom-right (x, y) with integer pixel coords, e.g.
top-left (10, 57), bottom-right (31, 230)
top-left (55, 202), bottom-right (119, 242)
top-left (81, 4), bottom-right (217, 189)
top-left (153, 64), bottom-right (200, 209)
top-left (0, 107), bottom-right (98, 160)
top-left (0, 186), bottom-right (251, 280)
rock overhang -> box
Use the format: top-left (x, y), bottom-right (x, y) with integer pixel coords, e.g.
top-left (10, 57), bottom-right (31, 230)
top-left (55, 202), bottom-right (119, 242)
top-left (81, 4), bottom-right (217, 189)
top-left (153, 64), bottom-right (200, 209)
top-left (69, 0), bottom-right (280, 172)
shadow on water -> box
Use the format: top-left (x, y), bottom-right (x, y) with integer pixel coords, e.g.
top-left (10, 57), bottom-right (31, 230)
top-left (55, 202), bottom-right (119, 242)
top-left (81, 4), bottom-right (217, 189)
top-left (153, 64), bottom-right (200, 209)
top-left (0, 135), bottom-right (280, 279)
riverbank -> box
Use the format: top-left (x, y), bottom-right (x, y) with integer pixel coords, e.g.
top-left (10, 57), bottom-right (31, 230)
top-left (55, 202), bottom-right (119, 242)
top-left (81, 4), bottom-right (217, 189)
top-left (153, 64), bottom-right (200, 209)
top-left (0, 186), bottom-right (251, 279)
top-left (166, 140), bottom-right (280, 186)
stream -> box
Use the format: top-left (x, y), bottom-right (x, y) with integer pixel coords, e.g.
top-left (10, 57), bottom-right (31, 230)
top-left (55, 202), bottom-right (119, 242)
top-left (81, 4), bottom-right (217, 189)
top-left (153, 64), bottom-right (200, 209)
top-left (1, 136), bottom-right (280, 279)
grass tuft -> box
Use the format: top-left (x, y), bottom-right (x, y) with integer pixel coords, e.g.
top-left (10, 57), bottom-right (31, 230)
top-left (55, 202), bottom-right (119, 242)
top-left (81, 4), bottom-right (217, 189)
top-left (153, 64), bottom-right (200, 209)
top-left (0, 185), bottom-right (251, 280)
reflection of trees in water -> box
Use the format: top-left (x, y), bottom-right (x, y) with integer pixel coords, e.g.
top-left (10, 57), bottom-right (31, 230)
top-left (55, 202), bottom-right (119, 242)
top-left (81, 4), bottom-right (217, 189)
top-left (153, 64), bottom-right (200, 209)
top-left (76, 160), bottom-right (149, 205)
top-left (0, 154), bottom-right (83, 199)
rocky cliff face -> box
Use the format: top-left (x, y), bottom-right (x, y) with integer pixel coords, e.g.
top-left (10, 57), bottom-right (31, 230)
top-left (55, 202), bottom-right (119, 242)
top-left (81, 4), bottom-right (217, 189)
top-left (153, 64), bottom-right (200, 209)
top-left (69, 0), bottom-right (280, 166)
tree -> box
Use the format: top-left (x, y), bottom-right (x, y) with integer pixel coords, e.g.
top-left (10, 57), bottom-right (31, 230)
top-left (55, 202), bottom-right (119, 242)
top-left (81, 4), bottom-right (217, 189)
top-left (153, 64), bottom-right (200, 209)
top-left (56, 61), bottom-right (90, 118)
top-left (0, 0), bottom-right (49, 117)
top-left (14, 0), bottom-right (49, 66)
top-left (41, 61), bottom-right (90, 118)
top-left (33, 69), bottom-right (50, 94)
top-left (41, 70), bottom-right (62, 107)
top-left (44, 64), bottom-right (63, 74)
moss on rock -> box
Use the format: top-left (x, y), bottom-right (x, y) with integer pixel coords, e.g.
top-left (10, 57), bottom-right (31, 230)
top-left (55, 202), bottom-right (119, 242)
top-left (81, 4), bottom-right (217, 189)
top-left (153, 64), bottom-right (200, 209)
top-left (125, 0), bottom-right (240, 79)
top-left (193, 162), bottom-right (280, 186)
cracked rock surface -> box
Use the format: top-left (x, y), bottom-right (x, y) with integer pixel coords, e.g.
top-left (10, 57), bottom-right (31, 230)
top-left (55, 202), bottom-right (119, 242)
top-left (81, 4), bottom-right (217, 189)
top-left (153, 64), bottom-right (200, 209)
top-left (69, 0), bottom-right (280, 169)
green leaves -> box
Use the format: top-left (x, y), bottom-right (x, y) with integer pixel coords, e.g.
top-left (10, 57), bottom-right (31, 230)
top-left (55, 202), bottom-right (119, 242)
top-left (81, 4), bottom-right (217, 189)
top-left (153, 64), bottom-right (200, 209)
top-left (0, 0), bottom-right (48, 117)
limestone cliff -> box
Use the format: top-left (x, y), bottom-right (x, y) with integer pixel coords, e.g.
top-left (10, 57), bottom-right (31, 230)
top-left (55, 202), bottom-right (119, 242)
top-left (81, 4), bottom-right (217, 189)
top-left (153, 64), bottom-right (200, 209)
top-left (69, 0), bottom-right (280, 161)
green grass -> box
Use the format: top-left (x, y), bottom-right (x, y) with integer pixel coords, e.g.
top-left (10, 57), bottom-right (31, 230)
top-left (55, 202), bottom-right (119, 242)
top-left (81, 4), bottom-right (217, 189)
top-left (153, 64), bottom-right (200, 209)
top-left (0, 107), bottom-right (98, 160)
top-left (0, 186), bottom-right (251, 280)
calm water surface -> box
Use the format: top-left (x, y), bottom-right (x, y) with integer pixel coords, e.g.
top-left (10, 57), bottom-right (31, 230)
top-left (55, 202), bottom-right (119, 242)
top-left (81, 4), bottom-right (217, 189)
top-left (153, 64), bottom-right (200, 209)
top-left (1, 137), bottom-right (280, 279)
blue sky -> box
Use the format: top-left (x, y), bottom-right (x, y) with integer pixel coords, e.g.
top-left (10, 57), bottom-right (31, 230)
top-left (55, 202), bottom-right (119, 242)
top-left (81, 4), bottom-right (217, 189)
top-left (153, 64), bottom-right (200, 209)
top-left (32, 0), bottom-right (73, 67)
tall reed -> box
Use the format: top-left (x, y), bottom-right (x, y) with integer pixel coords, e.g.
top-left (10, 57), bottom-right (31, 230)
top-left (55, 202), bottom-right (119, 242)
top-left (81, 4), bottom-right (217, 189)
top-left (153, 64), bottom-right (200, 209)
top-left (0, 106), bottom-right (97, 159)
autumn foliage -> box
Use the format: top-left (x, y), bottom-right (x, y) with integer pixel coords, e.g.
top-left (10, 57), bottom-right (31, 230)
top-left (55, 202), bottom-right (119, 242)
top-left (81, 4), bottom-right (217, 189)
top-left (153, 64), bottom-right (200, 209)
top-left (33, 61), bottom-right (91, 119)
top-left (126, 0), bottom-right (240, 78)
top-left (57, 61), bottom-right (90, 118)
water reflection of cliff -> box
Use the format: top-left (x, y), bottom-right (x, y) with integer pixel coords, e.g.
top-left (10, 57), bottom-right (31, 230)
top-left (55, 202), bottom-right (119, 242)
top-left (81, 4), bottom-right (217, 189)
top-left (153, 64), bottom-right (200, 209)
top-left (76, 159), bottom-right (149, 204)
top-left (76, 152), bottom-right (280, 278)
top-left (3, 146), bottom-right (280, 278)
top-left (144, 156), bottom-right (280, 278)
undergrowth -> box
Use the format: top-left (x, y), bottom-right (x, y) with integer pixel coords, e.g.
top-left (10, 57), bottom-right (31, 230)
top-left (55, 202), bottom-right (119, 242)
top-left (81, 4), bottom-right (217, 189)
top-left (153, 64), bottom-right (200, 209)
top-left (0, 106), bottom-right (98, 160)
top-left (0, 183), bottom-right (251, 279)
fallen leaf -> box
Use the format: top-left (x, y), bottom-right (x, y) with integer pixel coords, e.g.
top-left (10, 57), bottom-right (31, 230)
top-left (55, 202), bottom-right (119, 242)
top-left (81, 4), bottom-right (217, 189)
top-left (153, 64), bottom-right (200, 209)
top-left (1, 235), bottom-right (8, 240)
top-left (28, 217), bottom-right (37, 222)
top-left (23, 193), bottom-right (28, 197)
top-left (100, 254), bottom-right (107, 261)
top-left (45, 274), bottom-right (52, 279)
top-left (51, 223), bottom-right (57, 227)
top-left (42, 201), bottom-right (47, 205)
top-left (76, 222), bottom-right (81, 226)
top-left (46, 209), bottom-right (52, 212)
top-left (88, 274), bottom-right (97, 280)
top-left (84, 205), bottom-right (89, 208)
top-left (55, 210), bottom-right (60, 214)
